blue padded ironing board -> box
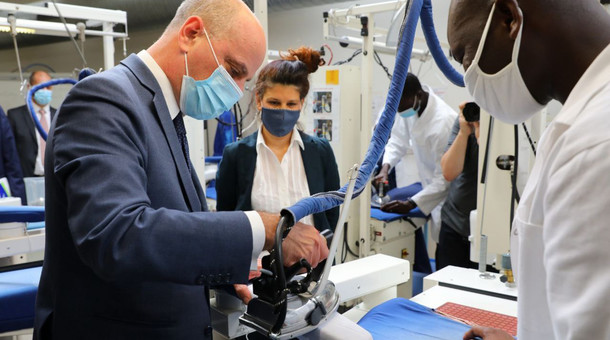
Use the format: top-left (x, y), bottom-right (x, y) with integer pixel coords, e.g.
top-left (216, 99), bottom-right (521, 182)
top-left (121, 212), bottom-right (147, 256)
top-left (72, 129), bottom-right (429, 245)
top-left (0, 206), bottom-right (45, 332)
top-left (0, 266), bottom-right (42, 333)
top-left (370, 207), bottom-right (427, 222)
top-left (358, 298), bottom-right (471, 339)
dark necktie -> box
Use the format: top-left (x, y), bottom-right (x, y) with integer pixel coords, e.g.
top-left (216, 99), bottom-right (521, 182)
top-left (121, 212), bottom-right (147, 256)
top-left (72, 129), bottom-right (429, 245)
top-left (173, 114), bottom-right (191, 171)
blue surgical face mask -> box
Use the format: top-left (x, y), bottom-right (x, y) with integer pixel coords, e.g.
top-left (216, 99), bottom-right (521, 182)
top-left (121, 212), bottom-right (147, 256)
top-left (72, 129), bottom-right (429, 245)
top-left (261, 107), bottom-right (300, 137)
top-left (179, 28), bottom-right (243, 120)
top-left (398, 96), bottom-right (420, 118)
top-left (34, 89), bottom-right (52, 106)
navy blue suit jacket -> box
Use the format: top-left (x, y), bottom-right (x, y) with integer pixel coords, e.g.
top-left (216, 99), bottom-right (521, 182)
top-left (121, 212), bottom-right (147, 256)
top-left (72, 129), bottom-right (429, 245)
top-left (7, 104), bottom-right (56, 177)
top-left (215, 131), bottom-right (340, 232)
top-left (35, 54), bottom-right (254, 339)
top-left (0, 106), bottom-right (26, 204)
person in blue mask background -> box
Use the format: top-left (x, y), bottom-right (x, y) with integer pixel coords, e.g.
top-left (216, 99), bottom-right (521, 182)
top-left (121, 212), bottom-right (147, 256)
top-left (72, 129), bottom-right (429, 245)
top-left (8, 70), bottom-right (56, 178)
top-left (216, 46), bottom-right (341, 236)
top-left (35, 1), bottom-right (329, 339)
top-left (373, 73), bottom-right (457, 269)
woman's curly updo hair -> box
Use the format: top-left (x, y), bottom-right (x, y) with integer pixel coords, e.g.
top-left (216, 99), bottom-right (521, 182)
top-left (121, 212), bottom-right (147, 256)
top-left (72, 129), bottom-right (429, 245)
top-left (255, 46), bottom-right (326, 101)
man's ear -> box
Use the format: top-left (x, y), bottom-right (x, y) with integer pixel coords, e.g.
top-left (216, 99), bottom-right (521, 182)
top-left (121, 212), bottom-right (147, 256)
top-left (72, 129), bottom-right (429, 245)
top-left (495, 0), bottom-right (523, 41)
top-left (178, 16), bottom-right (205, 53)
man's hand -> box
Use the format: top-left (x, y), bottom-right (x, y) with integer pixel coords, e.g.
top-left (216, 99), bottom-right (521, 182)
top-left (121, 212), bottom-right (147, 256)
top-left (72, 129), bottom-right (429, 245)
top-left (234, 284), bottom-right (252, 305)
top-left (281, 222), bottom-right (329, 268)
top-left (381, 199), bottom-right (416, 214)
top-left (258, 211), bottom-right (280, 251)
top-left (373, 163), bottom-right (391, 186)
top-left (463, 326), bottom-right (514, 340)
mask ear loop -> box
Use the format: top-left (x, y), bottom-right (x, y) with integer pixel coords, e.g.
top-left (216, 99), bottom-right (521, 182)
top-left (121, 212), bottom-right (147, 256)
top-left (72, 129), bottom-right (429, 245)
top-left (203, 28), bottom-right (221, 67)
top-left (184, 52), bottom-right (189, 77)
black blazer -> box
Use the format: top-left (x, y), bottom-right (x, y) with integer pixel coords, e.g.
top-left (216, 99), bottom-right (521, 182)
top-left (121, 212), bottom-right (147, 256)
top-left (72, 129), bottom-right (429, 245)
top-left (216, 131), bottom-right (341, 232)
top-left (7, 105), bottom-right (56, 177)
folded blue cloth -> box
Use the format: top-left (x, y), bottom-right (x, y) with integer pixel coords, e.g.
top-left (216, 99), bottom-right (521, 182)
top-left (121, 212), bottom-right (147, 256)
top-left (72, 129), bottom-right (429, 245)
top-left (358, 298), bottom-right (471, 339)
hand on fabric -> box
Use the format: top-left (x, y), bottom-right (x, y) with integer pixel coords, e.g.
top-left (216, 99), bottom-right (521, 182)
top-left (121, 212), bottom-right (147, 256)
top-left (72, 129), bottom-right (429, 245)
top-left (282, 222), bottom-right (329, 268)
top-left (463, 326), bottom-right (514, 340)
top-left (381, 199), bottom-right (416, 214)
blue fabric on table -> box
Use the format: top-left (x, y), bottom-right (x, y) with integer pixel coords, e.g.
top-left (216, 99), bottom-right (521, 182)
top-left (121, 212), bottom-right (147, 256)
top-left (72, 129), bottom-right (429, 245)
top-left (357, 298), bottom-right (471, 339)
top-left (206, 186), bottom-right (217, 201)
top-left (0, 267), bottom-right (42, 333)
top-left (370, 207), bottom-right (427, 222)
top-left (0, 206), bottom-right (44, 223)
top-left (387, 182), bottom-right (423, 201)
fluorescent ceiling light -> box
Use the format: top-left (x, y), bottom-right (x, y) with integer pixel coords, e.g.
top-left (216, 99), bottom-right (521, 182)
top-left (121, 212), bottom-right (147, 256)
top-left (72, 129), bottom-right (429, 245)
top-left (0, 17), bottom-right (77, 37)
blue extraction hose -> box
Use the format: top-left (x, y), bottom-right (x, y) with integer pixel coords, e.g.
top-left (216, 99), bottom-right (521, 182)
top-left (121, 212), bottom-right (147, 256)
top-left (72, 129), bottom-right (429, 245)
top-left (26, 78), bottom-right (77, 141)
top-left (282, 0), bottom-right (464, 224)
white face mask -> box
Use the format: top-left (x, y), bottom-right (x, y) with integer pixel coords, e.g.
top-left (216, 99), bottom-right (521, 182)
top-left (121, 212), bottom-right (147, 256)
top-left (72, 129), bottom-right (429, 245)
top-left (464, 4), bottom-right (545, 125)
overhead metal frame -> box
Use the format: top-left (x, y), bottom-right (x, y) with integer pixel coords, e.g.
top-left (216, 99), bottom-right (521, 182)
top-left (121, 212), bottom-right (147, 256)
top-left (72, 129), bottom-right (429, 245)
top-left (0, 1), bottom-right (128, 70)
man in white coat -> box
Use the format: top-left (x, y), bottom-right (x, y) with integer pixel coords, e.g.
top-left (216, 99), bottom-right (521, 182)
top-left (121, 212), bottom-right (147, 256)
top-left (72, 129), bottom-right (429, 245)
top-left (448, 0), bottom-right (610, 339)
top-left (375, 73), bottom-right (457, 245)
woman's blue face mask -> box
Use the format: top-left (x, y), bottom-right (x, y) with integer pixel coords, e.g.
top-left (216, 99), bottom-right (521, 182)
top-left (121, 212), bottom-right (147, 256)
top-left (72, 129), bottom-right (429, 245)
top-left (179, 28), bottom-right (243, 120)
top-left (261, 107), bottom-right (300, 137)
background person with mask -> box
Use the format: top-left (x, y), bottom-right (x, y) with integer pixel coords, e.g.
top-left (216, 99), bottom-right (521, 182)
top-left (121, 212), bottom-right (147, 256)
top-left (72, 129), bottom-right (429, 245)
top-left (374, 73), bottom-right (456, 246)
top-left (448, 0), bottom-right (610, 339)
top-left (35, 1), bottom-right (328, 339)
top-left (216, 46), bottom-right (341, 235)
top-left (8, 70), bottom-right (55, 177)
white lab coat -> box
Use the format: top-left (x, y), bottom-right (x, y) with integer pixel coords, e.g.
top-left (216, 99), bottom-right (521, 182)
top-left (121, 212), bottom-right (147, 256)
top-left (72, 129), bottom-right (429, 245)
top-left (511, 44), bottom-right (610, 340)
top-left (382, 85), bottom-right (457, 242)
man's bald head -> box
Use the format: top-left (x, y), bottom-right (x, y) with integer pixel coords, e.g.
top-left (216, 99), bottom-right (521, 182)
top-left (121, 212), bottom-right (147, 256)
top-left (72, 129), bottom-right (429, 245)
top-left (29, 70), bottom-right (51, 87)
top-left (164, 0), bottom-right (249, 39)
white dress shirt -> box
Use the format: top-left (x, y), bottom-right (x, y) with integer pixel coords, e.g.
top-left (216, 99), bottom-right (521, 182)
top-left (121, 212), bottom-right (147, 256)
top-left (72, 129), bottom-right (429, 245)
top-left (511, 44), bottom-right (610, 340)
top-left (33, 103), bottom-right (51, 176)
top-left (251, 126), bottom-right (314, 226)
top-left (137, 50), bottom-right (264, 269)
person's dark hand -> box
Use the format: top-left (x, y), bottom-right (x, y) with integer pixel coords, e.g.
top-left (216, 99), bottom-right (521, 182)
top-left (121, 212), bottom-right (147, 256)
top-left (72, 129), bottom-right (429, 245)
top-left (463, 326), bottom-right (514, 340)
top-left (380, 199), bottom-right (416, 214)
top-left (373, 164), bottom-right (391, 186)
top-left (281, 222), bottom-right (329, 268)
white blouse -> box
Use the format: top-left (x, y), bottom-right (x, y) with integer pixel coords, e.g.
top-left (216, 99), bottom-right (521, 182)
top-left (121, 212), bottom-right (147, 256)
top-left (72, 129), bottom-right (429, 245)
top-left (251, 127), bottom-right (314, 227)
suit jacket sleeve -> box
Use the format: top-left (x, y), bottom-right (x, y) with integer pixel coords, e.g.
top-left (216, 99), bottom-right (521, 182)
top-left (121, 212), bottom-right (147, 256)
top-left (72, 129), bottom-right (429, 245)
top-left (0, 108), bottom-right (26, 205)
top-left (52, 75), bottom-right (254, 285)
top-left (215, 142), bottom-right (239, 212)
top-left (321, 138), bottom-right (340, 231)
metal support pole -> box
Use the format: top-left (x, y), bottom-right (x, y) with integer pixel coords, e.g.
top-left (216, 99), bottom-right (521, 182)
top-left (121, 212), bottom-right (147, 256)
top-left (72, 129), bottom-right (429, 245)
top-left (253, 0), bottom-right (268, 59)
top-left (102, 21), bottom-right (115, 71)
top-left (359, 15), bottom-right (374, 258)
